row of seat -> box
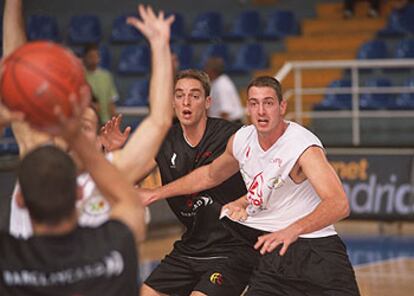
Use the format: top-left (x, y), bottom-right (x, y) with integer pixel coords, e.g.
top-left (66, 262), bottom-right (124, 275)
top-left (378, 3), bottom-right (414, 37)
top-left (358, 38), bottom-right (414, 59)
top-left (84, 42), bottom-right (268, 75)
top-left (314, 78), bottom-right (414, 111)
top-left (24, 9), bottom-right (299, 45)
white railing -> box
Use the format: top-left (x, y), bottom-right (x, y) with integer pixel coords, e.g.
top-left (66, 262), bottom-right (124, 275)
top-left (275, 59), bottom-right (414, 145)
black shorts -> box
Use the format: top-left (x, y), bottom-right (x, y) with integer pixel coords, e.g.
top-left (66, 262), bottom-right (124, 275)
top-left (144, 246), bottom-right (259, 296)
top-left (245, 235), bottom-right (360, 296)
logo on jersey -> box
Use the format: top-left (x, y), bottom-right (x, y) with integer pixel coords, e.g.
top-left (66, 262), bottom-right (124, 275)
top-left (82, 195), bottom-right (110, 216)
top-left (269, 175), bottom-right (285, 189)
top-left (247, 172), bottom-right (264, 207)
top-left (170, 153), bottom-right (177, 168)
top-left (195, 151), bottom-right (213, 163)
top-left (180, 194), bottom-right (213, 217)
top-left (271, 157), bottom-right (283, 167)
top-left (210, 272), bottom-right (223, 285)
top-left (245, 146), bottom-right (251, 159)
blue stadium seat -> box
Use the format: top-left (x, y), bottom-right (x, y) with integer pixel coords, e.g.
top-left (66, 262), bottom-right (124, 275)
top-left (378, 4), bottom-right (414, 37)
top-left (172, 44), bottom-right (193, 70)
top-left (99, 45), bottom-right (112, 70)
top-left (111, 14), bottom-right (142, 43)
top-left (189, 12), bottom-right (222, 41)
top-left (27, 15), bottom-right (60, 42)
top-left (390, 78), bottom-right (414, 109)
top-left (230, 43), bottom-right (267, 73)
top-left (0, 127), bottom-right (18, 155)
top-left (394, 39), bottom-right (414, 58)
top-left (258, 10), bottom-right (298, 40)
top-left (169, 12), bottom-right (186, 41)
top-left (121, 80), bottom-right (149, 106)
top-left (68, 15), bottom-right (102, 44)
top-left (314, 80), bottom-right (352, 110)
top-left (224, 10), bottom-right (261, 40)
top-left (357, 40), bottom-right (388, 59)
top-left (199, 43), bottom-right (231, 69)
top-left (118, 45), bottom-right (150, 75)
top-left (360, 78), bottom-right (393, 110)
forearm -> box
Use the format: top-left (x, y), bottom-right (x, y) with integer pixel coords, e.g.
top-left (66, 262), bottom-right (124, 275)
top-left (3, 0), bottom-right (27, 56)
top-left (288, 197), bottom-right (350, 236)
top-left (70, 132), bottom-right (141, 207)
top-left (156, 165), bottom-right (221, 200)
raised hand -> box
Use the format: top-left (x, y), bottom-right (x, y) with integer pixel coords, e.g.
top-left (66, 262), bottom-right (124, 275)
top-left (50, 85), bottom-right (91, 142)
top-left (99, 114), bottom-right (131, 152)
top-left (0, 102), bottom-right (24, 130)
top-left (126, 4), bottom-right (174, 46)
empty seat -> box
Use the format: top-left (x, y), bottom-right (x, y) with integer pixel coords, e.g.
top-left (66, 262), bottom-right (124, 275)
top-left (258, 10), bottom-right (298, 40)
top-left (357, 40), bottom-right (388, 59)
top-left (199, 43), bottom-right (230, 69)
top-left (169, 12), bottom-right (186, 41)
top-left (378, 4), bottom-right (414, 37)
top-left (111, 14), bottom-right (142, 43)
top-left (394, 39), bottom-right (414, 58)
top-left (391, 78), bottom-right (414, 109)
top-left (230, 43), bottom-right (267, 73)
top-left (360, 78), bottom-right (393, 110)
top-left (27, 15), bottom-right (60, 42)
top-left (172, 43), bottom-right (193, 70)
top-left (121, 80), bottom-right (149, 106)
top-left (314, 79), bottom-right (352, 110)
top-left (118, 45), bottom-right (150, 75)
top-left (99, 45), bottom-right (112, 70)
top-left (189, 12), bottom-right (222, 41)
top-left (224, 10), bottom-right (261, 40)
top-left (68, 15), bottom-right (102, 44)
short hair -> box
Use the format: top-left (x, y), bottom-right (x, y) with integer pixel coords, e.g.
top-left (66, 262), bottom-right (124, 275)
top-left (175, 69), bottom-right (211, 97)
top-left (247, 76), bottom-right (283, 103)
top-left (204, 57), bottom-right (225, 76)
top-left (83, 43), bottom-right (99, 56)
top-left (18, 146), bottom-right (77, 225)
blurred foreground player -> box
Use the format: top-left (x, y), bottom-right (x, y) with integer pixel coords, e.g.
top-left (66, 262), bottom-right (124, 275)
top-left (0, 98), bottom-right (145, 295)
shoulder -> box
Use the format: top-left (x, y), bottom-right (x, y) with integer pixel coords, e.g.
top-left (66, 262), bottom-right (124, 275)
top-left (82, 220), bottom-right (135, 244)
top-left (206, 118), bottom-right (242, 139)
top-left (286, 122), bottom-right (322, 147)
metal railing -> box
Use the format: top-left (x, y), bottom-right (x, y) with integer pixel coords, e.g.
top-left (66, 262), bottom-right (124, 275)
top-left (275, 59), bottom-right (414, 145)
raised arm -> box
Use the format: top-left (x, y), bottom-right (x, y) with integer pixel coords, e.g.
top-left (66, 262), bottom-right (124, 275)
top-left (255, 146), bottom-right (350, 256)
top-left (112, 5), bottom-right (174, 183)
top-left (3, 0), bottom-right (55, 157)
top-left (141, 136), bottom-right (240, 205)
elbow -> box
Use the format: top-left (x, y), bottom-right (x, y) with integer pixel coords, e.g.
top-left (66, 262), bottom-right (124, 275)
top-left (340, 197), bottom-right (351, 220)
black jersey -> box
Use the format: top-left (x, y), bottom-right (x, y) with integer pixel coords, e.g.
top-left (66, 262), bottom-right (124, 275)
top-left (156, 118), bottom-right (247, 257)
top-left (0, 220), bottom-right (138, 296)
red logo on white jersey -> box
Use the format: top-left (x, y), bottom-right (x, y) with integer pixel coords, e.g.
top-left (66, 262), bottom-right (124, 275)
top-left (247, 172), bottom-right (264, 207)
top-left (245, 146), bottom-right (251, 159)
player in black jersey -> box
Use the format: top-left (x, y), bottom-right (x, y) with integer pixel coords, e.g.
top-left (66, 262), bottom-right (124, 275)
top-left (0, 98), bottom-right (145, 296)
top-left (133, 70), bottom-right (258, 296)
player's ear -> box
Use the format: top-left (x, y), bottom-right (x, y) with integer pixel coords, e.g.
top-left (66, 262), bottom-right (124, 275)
top-left (16, 190), bottom-right (26, 209)
top-left (205, 96), bottom-right (212, 110)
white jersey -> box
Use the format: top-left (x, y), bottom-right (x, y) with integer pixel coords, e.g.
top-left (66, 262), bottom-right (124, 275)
top-left (9, 153), bottom-right (114, 239)
top-left (231, 122), bottom-right (337, 238)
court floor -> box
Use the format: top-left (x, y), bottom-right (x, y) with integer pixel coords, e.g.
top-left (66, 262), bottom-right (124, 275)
top-left (139, 221), bottom-right (414, 296)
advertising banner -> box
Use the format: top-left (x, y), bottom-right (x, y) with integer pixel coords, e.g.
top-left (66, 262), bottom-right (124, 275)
top-left (328, 149), bottom-right (414, 220)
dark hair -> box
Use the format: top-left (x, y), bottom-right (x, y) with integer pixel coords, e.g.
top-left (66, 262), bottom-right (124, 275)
top-left (247, 76), bottom-right (283, 103)
top-left (204, 57), bottom-right (225, 76)
top-left (175, 69), bottom-right (211, 96)
top-left (18, 146), bottom-right (77, 225)
top-left (83, 43), bottom-right (99, 56)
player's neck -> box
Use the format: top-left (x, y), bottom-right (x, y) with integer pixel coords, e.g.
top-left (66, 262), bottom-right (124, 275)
top-left (32, 212), bottom-right (78, 236)
top-left (257, 120), bottom-right (289, 151)
top-left (181, 116), bottom-right (207, 147)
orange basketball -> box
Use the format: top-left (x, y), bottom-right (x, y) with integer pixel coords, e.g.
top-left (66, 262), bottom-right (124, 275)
top-left (0, 41), bottom-right (87, 129)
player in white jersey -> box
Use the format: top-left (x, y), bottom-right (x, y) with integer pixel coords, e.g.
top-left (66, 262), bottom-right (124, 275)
top-left (4, 1), bottom-right (174, 238)
top-left (138, 76), bottom-right (360, 295)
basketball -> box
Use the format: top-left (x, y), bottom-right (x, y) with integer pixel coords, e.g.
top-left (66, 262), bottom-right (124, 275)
top-left (0, 41), bottom-right (87, 129)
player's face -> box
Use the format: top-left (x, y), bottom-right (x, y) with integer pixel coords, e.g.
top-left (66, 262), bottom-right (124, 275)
top-left (83, 49), bottom-right (100, 71)
top-left (247, 86), bottom-right (287, 136)
top-left (81, 107), bottom-right (100, 149)
top-left (173, 78), bottom-right (211, 127)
